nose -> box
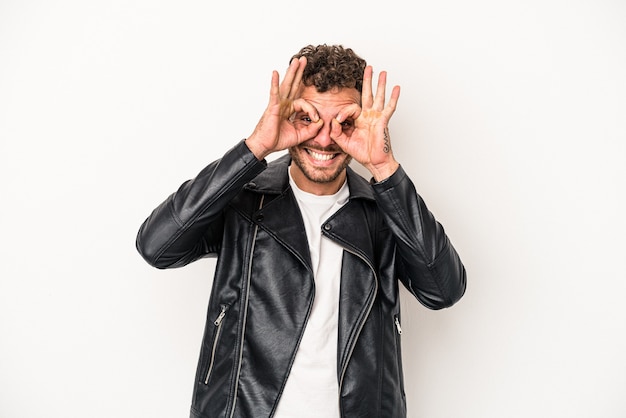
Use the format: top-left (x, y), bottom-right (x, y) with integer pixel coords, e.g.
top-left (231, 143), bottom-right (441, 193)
top-left (313, 118), bottom-right (335, 147)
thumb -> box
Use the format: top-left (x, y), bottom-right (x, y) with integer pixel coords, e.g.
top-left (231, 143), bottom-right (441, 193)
top-left (329, 118), bottom-right (347, 146)
top-left (300, 119), bottom-right (324, 142)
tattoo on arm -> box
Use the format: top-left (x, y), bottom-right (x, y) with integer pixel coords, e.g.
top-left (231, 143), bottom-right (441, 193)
top-left (383, 128), bottom-right (390, 153)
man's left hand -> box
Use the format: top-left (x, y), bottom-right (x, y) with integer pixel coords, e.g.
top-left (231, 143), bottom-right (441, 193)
top-left (331, 66), bottom-right (401, 182)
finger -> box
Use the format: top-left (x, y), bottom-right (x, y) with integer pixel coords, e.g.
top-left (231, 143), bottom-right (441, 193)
top-left (269, 70), bottom-right (280, 105)
top-left (361, 66), bottom-right (374, 109)
top-left (299, 120), bottom-right (323, 143)
top-left (279, 98), bottom-right (294, 120)
top-left (374, 71), bottom-right (388, 110)
top-left (279, 58), bottom-right (301, 98)
top-left (335, 103), bottom-right (361, 124)
top-left (385, 85), bottom-right (401, 114)
top-left (329, 118), bottom-right (345, 142)
top-left (292, 98), bottom-right (320, 122)
top-left (288, 57), bottom-right (307, 100)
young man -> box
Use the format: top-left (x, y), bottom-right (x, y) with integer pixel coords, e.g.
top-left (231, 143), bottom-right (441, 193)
top-left (136, 44), bottom-right (466, 418)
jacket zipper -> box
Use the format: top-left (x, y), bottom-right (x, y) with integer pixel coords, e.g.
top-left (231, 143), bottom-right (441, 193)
top-left (393, 313), bottom-right (405, 396)
top-left (204, 304), bottom-right (228, 385)
top-left (337, 247), bottom-right (379, 411)
top-left (228, 195), bottom-right (264, 418)
top-left (394, 315), bottom-right (402, 335)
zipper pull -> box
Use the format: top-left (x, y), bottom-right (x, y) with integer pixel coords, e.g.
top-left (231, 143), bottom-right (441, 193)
top-left (214, 306), bottom-right (227, 326)
top-left (394, 316), bottom-right (403, 335)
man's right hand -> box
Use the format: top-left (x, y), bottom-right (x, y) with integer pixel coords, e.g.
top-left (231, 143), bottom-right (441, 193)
top-left (245, 56), bottom-right (322, 160)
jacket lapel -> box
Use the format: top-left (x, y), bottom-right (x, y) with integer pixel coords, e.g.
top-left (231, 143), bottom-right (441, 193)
top-left (245, 155), bottom-right (313, 273)
top-left (323, 198), bottom-right (379, 376)
top-left (255, 190), bottom-right (313, 273)
top-left (322, 170), bottom-right (380, 378)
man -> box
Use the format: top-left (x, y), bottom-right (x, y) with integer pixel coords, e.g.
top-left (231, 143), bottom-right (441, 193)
top-left (136, 44), bottom-right (466, 418)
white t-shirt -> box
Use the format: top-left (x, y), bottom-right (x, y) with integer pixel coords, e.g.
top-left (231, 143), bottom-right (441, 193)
top-left (273, 170), bottom-right (349, 418)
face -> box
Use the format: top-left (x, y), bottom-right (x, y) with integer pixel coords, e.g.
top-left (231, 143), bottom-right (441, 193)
top-left (288, 85), bottom-right (360, 195)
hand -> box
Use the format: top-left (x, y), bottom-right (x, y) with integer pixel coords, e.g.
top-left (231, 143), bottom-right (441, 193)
top-left (245, 57), bottom-right (323, 160)
top-left (331, 66), bottom-right (401, 181)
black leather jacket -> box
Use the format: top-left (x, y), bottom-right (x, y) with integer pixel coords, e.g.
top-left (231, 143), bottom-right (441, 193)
top-left (136, 140), bottom-right (466, 418)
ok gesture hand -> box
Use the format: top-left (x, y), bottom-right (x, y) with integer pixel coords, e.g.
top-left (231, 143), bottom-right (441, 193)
top-left (331, 66), bottom-right (401, 182)
top-left (245, 57), bottom-right (322, 160)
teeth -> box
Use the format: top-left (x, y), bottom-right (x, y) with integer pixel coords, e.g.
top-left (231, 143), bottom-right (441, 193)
top-left (308, 150), bottom-right (335, 161)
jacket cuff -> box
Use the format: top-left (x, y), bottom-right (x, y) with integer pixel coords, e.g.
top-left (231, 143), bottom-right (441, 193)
top-left (370, 165), bottom-right (407, 191)
top-left (237, 139), bottom-right (268, 170)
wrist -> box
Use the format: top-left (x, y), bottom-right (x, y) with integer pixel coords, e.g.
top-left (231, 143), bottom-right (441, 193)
top-left (244, 138), bottom-right (269, 161)
top-left (367, 160), bottom-right (400, 183)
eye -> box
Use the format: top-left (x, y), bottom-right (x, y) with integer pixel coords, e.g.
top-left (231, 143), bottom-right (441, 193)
top-left (340, 119), bottom-right (354, 130)
top-left (292, 113), bottom-right (312, 126)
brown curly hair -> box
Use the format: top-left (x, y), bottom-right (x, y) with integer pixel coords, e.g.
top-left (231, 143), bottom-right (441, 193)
top-left (291, 44), bottom-right (367, 93)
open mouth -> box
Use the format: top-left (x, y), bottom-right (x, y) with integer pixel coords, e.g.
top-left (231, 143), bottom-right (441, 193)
top-left (306, 148), bottom-right (339, 162)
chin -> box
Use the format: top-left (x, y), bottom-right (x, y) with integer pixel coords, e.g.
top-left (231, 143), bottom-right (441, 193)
top-left (290, 148), bottom-right (351, 183)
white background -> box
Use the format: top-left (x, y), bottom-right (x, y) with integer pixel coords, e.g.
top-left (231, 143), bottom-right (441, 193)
top-left (1, 0), bottom-right (625, 417)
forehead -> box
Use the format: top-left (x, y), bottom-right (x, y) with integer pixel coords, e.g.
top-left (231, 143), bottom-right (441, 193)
top-left (299, 86), bottom-right (361, 114)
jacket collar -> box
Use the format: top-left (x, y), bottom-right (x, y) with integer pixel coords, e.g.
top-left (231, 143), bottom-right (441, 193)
top-left (245, 153), bottom-right (376, 202)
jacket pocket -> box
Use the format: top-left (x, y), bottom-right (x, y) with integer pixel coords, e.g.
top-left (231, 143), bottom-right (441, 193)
top-left (204, 304), bottom-right (229, 385)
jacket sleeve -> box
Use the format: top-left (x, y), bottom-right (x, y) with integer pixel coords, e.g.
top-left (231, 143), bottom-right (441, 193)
top-left (136, 140), bottom-right (267, 269)
top-left (372, 165), bottom-right (466, 309)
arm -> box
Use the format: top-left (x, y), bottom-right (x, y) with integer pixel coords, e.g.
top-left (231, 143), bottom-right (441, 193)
top-left (372, 167), bottom-right (466, 309)
top-left (137, 57), bottom-right (318, 268)
top-left (136, 141), bottom-right (266, 269)
top-left (333, 66), bottom-right (465, 308)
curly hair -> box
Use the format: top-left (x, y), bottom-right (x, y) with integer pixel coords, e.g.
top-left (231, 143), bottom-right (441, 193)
top-left (291, 44), bottom-right (367, 93)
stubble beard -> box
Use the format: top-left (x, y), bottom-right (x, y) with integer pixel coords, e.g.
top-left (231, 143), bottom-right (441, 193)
top-left (288, 146), bottom-right (352, 184)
